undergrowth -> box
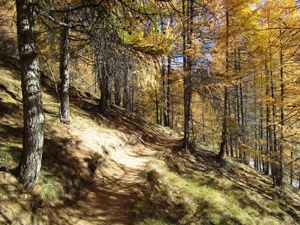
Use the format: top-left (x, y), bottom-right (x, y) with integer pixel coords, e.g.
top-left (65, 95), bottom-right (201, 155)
top-left (134, 157), bottom-right (294, 225)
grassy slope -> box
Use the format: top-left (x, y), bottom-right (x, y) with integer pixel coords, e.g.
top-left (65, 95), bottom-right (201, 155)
top-left (0, 58), bottom-right (299, 225)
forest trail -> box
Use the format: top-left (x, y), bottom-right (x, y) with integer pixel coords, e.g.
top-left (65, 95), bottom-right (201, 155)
top-left (39, 101), bottom-right (182, 225)
top-left (44, 114), bottom-right (177, 225)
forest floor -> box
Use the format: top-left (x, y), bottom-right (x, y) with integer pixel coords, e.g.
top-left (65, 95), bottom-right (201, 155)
top-left (0, 58), bottom-right (300, 225)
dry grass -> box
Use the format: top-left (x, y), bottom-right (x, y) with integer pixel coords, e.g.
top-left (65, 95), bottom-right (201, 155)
top-left (134, 150), bottom-right (300, 225)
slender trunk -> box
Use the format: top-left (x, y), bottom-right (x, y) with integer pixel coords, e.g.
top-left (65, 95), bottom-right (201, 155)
top-left (279, 29), bottom-right (284, 185)
top-left (60, 13), bottom-right (70, 124)
top-left (218, 87), bottom-right (228, 159)
top-left (162, 56), bottom-right (168, 126)
top-left (99, 64), bottom-right (111, 113)
top-left (273, 28), bottom-right (284, 186)
top-left (114, 73), bottom-right (121, 106)
top-left (218, 2), bottom-right (229, 159)
top-left (290, 152), bottom-right (293, 185)
top-left (271, 69), bottom-right (280, 186)
top-left (184, 0), bottom-right (193, 149)
top-left (271, 72), bottom-right (277, 153)
top-left (182, 0), bottom-right (189, 150)
top-left (171, 95), bottom-right (174, 128)
top-left (265, 60), bottom-right (270, 175)
top-left (159, 101), bottom-right (163, 125)
top-left (236, 84), bottom-right (242, 158)
top-left (234, 49), bottom-right (241, 158)
top-left (123, 67), bottom-right (130, 109)
top-left (183, 75), bottom-right (192, 150)
top-left (16, 0), bottom-right (44, 190)
top-left (166, 55), bottom-right (171, 127)
top-left (254, 69), bottom-right (258, 170)
top-left (238, 48), bottom-right (247, 164)
top-left (131, 74), bottom-right (134, 112)
top-left (155, 86), bottom-right (159, 124)
top-left (259, 70), bottom-right (264, 172)
top-left (202, 96), bottom-right (205, 142)
top-left (94, 65), bottom-right (98, 93)
top-left (228, 92), bottom-right (233, 157)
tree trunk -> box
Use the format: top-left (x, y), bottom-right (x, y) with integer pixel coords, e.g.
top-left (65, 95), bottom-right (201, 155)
top-left (218, 86), bottom-right (228, 159)
top-left (235, 83), bottom-right (241, 158)
top-left (273, 31), bottom-right (284, 187)
top-left (155, 86), bottom-right (160, 124)
top-left (254, 68), bottom-right (258, 170)
top-left (290, 152), bottom-right (293, 185)
top-left (238, 48), bottom-right (248, 164)
top-left (171, 95), bottom-right (174, 128)
top-left (260, 71), bottom-right (264, 173)
top-left (183, 75), bottom-right (192, 150)
top-left (228, 91), bottom-right (234, 157)
top-left (162, 55), bottom-right (168, 126)
top-left (60, 13), bottom-right (70, 124)
top-left (16, 0), bottom-right (44, 190)
top-left (114, 73), bottom-right (121, 106)
top-left (218, 2), bottom-right (229, 159)
top-left (131, 74), bottom-right (134, 112)
top-left (183, 0), bottom-right (193, 150)
top-left (123, 67), bottom-right (130, 109)
top-left (99, 64), bottom-right (111, 113)
top-left (265, 60), bottom-right (270, 176)
top-left (166, 55), bottom-right (171, 127)
top-left (201, 96), bottom-right (205, 142)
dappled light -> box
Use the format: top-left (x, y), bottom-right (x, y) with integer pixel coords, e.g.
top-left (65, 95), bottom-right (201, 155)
top-left (1, 0), bottom-right (300, 224)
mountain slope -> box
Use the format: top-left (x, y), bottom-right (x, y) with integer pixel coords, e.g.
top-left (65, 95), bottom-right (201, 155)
top-left (0, 58), bottom-right (299, 225)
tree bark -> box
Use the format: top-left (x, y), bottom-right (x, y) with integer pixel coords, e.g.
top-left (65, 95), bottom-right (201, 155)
top-left (166, 55), bottom-right (171, 127)
top-left (131, 74), bottom-right (134, 112)
top-left (99, 63), bottom-right (111, 113)
top-left (254, 68), bottom-right (258, 170)
top-left (16, 0), bottom-right (44, 190)
top-left (218, 2), bottom-right (229, 159)
top-left (114, 73), bottom-right (121, 106)
top-left (290, 152), bottom-right (293, 185)
top-left (272, 29), bottom-right (284, 187)
top-left (234, 48), bottom-right (241, 158)
top-left (228, 92), bottom-right (234, 157)
top-left (161, 55), bottom-right (168, 126)
top-left (201, 96), bottom-right (205, 142)
top-left (260, 71), bottom-right (265, 173)
top-left (238, 48), bottom-right (248, 164)
top-left (265, 60), bottom-right (270, 175)
top-left (155, 86), bottom-right (160, 124)
top-left (183, 75), bottom-right (192, 150)
top-left (218, 86), bottom-right (228, 159)
top-left (60, 13), bottom-right (71, 124)
top-left (123, 67), bottom-right (130, 109)
top-left (183, 0), bottom-right (193, 150)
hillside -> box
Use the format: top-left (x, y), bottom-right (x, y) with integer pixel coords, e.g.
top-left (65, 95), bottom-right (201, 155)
top-left (0, 58), bottom-right (300, 225)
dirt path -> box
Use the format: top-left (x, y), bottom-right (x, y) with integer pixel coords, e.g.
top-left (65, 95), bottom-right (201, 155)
top-left (41, 113), bottom-right (179, 225)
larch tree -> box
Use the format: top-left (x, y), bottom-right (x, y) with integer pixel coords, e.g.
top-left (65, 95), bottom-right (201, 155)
top-left (182, 0), bottom-right (193, 151)
top-left (59, 12), bottom-right (71, 123)
top-left (16, 0), bottom-right (44, 190)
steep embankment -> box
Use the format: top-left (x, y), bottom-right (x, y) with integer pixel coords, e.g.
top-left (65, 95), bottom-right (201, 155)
top-left (0, 58), bottom-right (181, 224)
top-left (0, 58), bottom-right (300, 225)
